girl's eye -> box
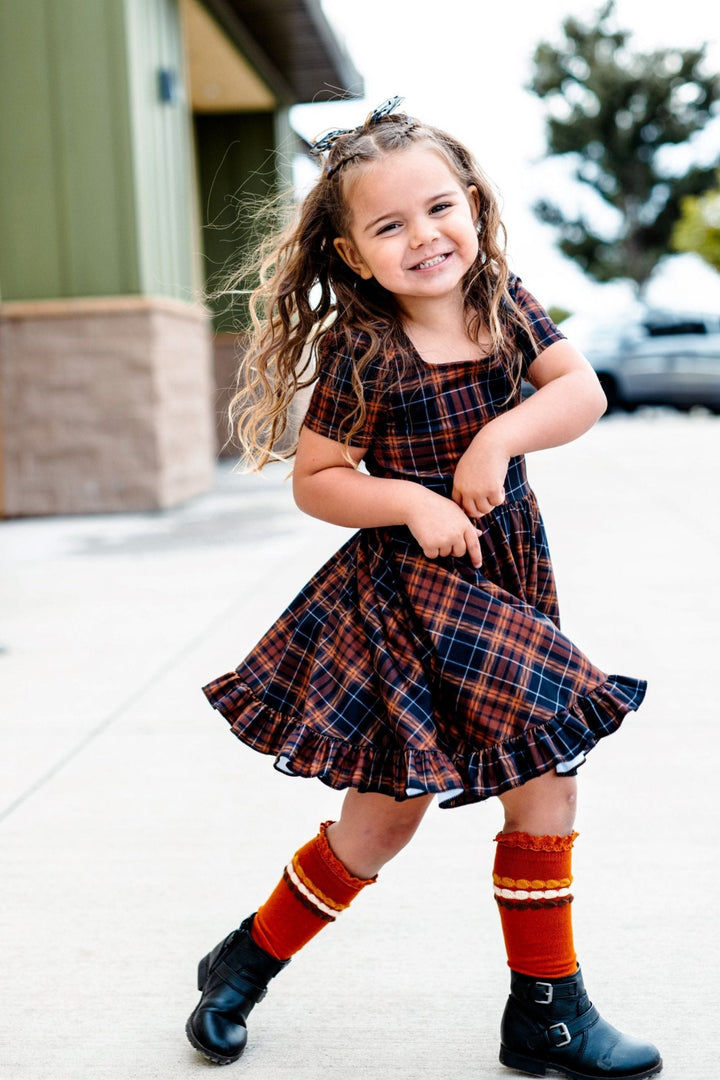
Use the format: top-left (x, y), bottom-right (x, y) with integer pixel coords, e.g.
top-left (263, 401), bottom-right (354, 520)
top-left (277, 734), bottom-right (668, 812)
top-left (430, 202), bottom-right (453, 214)
top-left (377, 222), bottom-right (401, 235)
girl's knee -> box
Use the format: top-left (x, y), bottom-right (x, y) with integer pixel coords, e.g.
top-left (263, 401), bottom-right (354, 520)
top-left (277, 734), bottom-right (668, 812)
top-left (327, 791), bottom-right (432, 877)
top-left (355, 797), bottom-right (430, 855)
top-left (499, 771), bottom-right (578, 836)
top-left (368, 807), bottom-right (427, 855)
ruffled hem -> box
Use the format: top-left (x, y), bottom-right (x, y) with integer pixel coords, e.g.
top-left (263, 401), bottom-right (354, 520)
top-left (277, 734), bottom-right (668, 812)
top-left (493, 831), bottom-right (579, 852)
top-left (202, 673), bottom-right (646, 810)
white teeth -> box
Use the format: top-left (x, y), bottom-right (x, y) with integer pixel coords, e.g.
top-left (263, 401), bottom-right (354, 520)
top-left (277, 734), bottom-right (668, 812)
top-left (415, 254), bottom-right (446, 269)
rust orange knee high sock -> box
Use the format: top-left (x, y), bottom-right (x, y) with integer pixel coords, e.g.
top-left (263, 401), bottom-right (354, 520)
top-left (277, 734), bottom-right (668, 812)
top-left (493, 831), bottom-right (578, 979)
top-left (250, 821), bottom-right (376, 961)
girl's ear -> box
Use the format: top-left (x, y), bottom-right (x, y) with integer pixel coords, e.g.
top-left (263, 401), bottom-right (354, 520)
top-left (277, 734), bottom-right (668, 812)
top-left (333, 236), bottom-right (373, 280)
top-left (467, 184), bottom-right (481, 224)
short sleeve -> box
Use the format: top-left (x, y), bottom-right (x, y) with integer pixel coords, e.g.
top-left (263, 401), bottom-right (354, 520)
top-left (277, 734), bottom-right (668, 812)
top-left (508, 276), bottom-right (566, 375)
top-left (303, 329), bottom-right (387, 448)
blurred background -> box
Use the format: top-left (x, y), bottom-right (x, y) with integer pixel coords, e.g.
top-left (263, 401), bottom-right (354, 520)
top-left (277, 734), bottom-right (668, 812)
top-left (0, 0), bottom-right (718, 520)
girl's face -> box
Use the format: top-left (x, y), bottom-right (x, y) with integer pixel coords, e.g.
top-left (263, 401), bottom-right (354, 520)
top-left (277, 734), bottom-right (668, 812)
top-left (333, 144), bottom-right (480, 313)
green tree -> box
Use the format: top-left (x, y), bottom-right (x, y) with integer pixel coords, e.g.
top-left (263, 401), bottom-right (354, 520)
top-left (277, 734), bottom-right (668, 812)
top-left (672, 172), bottom-right (720, 273)
top-left (547, 305), bottom-right (572, 325)
top-left (529, 1), bottom-right (720, 295)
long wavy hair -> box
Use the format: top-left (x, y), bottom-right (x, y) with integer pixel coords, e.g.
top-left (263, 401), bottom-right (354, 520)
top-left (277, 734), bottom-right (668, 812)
top-left (228, 109), bottom-right (538, 468)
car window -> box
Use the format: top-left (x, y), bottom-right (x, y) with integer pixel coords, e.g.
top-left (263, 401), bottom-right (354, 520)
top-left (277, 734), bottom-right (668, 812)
top-left (646, 320), bottom-right (708, 336)
top-left (559, 314), bottom-right (643, 354)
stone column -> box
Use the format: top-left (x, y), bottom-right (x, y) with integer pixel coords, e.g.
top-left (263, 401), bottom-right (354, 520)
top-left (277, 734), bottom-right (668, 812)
top-left (0, 297), bottom-right (215, 516)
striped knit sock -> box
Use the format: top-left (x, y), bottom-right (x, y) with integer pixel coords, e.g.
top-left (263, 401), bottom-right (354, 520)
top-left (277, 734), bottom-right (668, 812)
top-left (493, 830), bottom-right (578, 978)
top-left (250, 821), bottom-right (376, 961)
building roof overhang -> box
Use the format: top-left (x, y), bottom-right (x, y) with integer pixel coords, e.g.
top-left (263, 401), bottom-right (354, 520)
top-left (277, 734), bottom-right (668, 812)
top-left (200, 0), bottom-right (363, 106)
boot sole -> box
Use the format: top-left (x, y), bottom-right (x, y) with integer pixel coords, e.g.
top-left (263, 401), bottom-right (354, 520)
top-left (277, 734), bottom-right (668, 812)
top-left (499, 1045), bottom-right (663, 1079)
top-left (185, 1013), bottom-right (244, 1066)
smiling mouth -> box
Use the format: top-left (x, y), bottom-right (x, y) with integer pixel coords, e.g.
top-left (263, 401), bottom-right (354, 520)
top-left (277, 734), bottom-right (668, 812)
top-left (412, 253), bottom-right (450, 271)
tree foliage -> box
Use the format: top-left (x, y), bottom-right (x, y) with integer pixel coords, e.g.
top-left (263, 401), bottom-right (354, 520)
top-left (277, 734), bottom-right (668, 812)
top-left (672, 172), bottom-right (720, 273)
top-left (529, 1), bottom-right (720, 293)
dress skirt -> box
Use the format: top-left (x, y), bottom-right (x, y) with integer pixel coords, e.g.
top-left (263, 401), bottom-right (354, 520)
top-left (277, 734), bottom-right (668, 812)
top-left (203, 487), bottom-right (645, 810)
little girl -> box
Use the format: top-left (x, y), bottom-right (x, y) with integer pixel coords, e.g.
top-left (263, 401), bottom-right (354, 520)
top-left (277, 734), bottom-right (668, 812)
top-left (185, 99), bottom-right (662, 1079)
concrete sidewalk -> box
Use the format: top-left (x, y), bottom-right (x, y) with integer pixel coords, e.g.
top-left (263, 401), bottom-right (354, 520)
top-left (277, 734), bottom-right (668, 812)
top-left (1, 411), bottom-right (718, 1079)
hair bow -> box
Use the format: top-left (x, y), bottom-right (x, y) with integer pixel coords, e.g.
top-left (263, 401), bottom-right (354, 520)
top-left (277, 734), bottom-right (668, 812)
top-left (309, 96), bottom-right (405, 155)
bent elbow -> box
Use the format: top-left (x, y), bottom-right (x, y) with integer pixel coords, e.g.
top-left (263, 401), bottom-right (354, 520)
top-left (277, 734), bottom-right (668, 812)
top-left (292, 469), bottom-right (312, 514)
top-left (595, 382), bottom-right (608, 419)
top-left (583, 369), bottom-right (607, 422)
top-left (292, 466), bottom-right (340, 520)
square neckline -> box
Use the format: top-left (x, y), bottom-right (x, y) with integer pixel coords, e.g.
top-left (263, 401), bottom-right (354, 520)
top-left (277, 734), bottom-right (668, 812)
top-left (397, 325), bottom-right (497, 370)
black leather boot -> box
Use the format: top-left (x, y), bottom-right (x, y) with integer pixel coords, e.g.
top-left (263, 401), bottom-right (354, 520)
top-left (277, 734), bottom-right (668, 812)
top-left (185, 914), bottom-right (290, 1064)
top-left (499, 967), bottom-right (662, 1079)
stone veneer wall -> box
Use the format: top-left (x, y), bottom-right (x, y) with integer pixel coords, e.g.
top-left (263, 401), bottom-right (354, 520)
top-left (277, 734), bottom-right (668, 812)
top-left (212, 332), bottom-right (315, 463)
top-left (0, 297), bottom-right (215, 516)
top-left (213, 333), bottom-right (243, 458)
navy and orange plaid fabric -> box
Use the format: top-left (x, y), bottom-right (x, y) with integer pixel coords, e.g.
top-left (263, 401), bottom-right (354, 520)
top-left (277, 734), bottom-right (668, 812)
top-left (203, 278), bottom-right (646, 808)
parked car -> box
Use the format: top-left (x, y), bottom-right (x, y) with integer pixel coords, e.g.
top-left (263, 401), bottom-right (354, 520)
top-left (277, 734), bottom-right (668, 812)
top-left (557, 309), bottom-right (720, 412)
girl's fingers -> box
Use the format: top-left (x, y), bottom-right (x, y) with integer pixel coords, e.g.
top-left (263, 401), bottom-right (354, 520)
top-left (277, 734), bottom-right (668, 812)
top-left (466, 527), bottom-right (483, 568)
top-left (419, 511), bottom-right (484, 565)
top-left (453, 490), bottom-right (506, 518)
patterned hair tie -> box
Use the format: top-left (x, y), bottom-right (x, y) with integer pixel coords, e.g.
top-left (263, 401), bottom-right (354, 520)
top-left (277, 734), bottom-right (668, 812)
top-left (309, 95), bottom-right (407, 156)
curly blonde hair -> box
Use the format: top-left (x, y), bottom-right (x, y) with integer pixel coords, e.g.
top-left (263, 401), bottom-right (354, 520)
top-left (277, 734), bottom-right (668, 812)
top-left (228, 109), bottom-right (537, 469)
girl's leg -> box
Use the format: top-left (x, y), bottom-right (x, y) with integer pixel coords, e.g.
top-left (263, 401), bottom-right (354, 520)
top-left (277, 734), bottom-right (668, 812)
top-left (251, 789), bottom-right (433, 958)
top-left (493, 770), bottom-right (661, 1078)
top-left (495, 771), bottom-right (578, 980)
top-left (187, 789), bottom-right (432, 1064)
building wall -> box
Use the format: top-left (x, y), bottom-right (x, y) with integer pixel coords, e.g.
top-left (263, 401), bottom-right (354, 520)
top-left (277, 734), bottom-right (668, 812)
top-left (0, 0), bottom-right (214, 515)
top-left (123, 0), bottom-right (199, 301)
top-left (194, 110), bottom-right (282, 329)
top-left (0, 1), bottom-right (139, 301)
top-left (0, 298), bottom-right (215, 515)
top-left (0, 0), bottom-right (349, 516)
top-left (0, 0), bottom-right (198, 304)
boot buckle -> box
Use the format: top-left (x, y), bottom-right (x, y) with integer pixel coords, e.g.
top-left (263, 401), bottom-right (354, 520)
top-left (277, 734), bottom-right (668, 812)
top-left (534, 982), bottom-right (554, 1004)
top-left (549, 1022), bottom-right (572, 1048)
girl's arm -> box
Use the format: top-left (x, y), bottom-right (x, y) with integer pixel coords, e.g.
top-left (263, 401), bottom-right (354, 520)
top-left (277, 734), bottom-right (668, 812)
top-left (452, 339), bottom-right (607, 519)
top-left (293, 426), bottom-right (483, 567)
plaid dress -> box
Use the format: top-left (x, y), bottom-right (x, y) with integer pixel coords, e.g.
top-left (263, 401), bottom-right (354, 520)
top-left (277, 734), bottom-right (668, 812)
top-left (203, 278), bottom-right (646, 808)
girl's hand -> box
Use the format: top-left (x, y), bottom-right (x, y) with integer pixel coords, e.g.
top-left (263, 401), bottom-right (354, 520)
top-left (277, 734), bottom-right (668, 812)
top-left (404, 488), bottom-right (483, 568)
top-left (452, 430), bottom-right (510, 519)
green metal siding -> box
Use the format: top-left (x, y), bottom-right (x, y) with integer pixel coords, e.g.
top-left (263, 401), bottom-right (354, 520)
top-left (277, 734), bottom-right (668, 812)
top-left (0, 1), bottom-right (64, 300)
top-left (0, 0), bottom-right (197, 303)
top-left (0, 1), bottom-right (139, 300)
top-left (194, 110), bottom-right (285, 330)
top-left (123, 0), bottom-right (197, 300)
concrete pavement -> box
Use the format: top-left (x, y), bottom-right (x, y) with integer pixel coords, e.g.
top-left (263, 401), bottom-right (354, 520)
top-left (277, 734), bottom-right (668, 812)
top-left (1, 411), bottom-right (718, 1079)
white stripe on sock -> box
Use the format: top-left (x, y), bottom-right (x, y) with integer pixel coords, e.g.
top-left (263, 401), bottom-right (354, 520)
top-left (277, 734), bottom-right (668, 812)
top-left (285, 860), bottom-right (338, 919)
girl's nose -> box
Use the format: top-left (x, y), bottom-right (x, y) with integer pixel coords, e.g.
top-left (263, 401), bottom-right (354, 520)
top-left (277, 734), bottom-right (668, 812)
top-left (408, 217), bottom-right (439, 247)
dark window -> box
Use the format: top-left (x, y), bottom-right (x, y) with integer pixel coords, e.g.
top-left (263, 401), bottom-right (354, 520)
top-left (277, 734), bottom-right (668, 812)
top-left (645, 321), bottom-right (708, 337)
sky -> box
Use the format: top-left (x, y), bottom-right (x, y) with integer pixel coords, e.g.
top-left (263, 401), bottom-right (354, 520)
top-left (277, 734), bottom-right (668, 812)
top-left (289, 0), bottom-right (720, 316)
